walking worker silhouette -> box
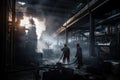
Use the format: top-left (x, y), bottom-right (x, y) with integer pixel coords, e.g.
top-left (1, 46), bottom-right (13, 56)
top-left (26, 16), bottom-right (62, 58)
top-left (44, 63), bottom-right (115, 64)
top-left (75, 43), bottom-right (83, 69)
top-left (61, 44), bottom-right (70, 64)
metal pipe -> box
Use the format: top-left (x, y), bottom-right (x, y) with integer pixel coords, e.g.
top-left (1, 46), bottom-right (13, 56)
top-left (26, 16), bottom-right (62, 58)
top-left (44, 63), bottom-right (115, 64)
top-left (54, 0), bottom-right (109, 36)
top-left (10, 0), bottom-right (16, 65)
top-left (89, 12), bottom-right (95, 56)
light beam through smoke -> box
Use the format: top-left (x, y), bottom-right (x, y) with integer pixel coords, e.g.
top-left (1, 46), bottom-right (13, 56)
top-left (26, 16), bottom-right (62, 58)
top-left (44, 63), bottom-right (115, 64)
top-left (20, 15), bottom-right (47, 53)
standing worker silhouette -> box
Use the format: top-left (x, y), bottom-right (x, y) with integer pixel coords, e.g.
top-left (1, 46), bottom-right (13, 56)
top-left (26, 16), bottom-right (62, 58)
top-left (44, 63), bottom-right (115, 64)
top-left (75, 43), bottom-right (83, 69)
top-left (61, 44), bottom-right (70, 64)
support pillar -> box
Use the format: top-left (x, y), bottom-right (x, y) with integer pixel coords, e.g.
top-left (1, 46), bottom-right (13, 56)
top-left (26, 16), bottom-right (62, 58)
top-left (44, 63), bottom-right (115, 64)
top-left (0, 0), bottom-right (8, 78)
top-left (89, 12), bottom-right (95, 57)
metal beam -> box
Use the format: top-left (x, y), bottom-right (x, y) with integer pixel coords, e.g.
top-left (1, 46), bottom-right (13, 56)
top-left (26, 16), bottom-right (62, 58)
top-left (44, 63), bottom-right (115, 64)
top-left (0, 0), bottom-right (9, 77)
top-left (53, 0), bottom-right (109, 36)
top-left (96, 13), bottom-right (120, 25)
top-left (89, 12), bottom-right (95, 56)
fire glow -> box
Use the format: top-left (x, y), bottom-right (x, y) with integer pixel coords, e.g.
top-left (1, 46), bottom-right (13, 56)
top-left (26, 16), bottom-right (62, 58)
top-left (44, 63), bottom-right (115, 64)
top-left (20, 16), bottom-right (46, 39)
top-left (20, 15), bottom-right (46, 53)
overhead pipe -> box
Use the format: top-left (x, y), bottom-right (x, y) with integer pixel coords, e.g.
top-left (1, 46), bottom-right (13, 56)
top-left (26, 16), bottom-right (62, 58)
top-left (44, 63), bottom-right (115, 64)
top-left (53, 0), bottom-right (109, 37)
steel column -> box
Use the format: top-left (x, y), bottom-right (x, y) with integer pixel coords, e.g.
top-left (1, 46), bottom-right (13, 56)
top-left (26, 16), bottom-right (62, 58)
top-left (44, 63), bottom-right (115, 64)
top-left (89, 12), bottom-right (95, 56)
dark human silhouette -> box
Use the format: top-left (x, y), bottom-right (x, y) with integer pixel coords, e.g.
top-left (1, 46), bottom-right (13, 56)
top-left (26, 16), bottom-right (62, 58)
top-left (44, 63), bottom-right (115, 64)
top-left (75, 43), bottom-right (83, 69)
top-left (61, 44), bottom-right (70, 63)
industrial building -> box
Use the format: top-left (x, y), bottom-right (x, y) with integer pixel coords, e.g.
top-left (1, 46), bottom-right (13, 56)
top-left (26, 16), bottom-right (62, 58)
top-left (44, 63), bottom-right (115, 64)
top-left (1, 0), bottom-right (120, 80)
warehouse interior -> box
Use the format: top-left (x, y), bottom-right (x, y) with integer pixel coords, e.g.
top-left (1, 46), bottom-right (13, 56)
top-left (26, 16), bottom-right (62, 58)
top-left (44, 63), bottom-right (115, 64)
top-left (1, 0), bottom-right (120, 80)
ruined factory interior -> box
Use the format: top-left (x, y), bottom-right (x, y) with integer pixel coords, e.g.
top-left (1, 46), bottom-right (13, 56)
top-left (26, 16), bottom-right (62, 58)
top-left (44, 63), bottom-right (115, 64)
top-left (0, 0), bottom-right (120, 80)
